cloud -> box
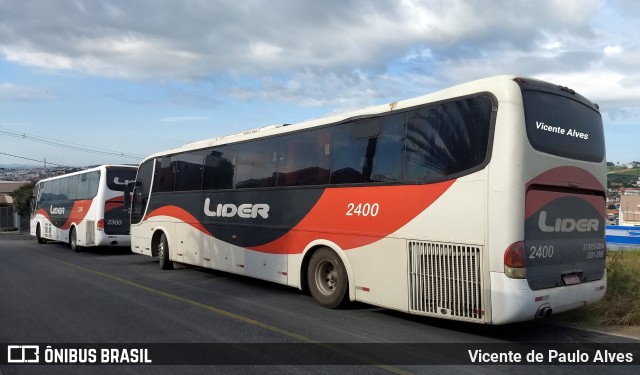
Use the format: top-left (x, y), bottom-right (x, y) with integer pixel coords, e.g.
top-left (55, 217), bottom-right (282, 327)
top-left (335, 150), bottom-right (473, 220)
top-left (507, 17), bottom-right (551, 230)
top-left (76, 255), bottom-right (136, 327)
top-left (536, 70), bottom-right (640, 109)
top-left (0, 82), bottom-right (54, 101)
top-left (159, 116), bottom-right (209, 122)
top-left (2, 0), bottom-right (638, 111)
top-left (0, 1), bottom-right (603, 76)
top-left (225, 68), bottom-right (441, 114)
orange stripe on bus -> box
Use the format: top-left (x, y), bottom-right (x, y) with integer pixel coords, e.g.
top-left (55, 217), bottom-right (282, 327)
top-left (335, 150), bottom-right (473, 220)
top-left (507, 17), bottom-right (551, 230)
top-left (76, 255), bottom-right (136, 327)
top-left (145, 205), bottom-right (213, 237)
top-left (249, 179), bottom-right (456, 254)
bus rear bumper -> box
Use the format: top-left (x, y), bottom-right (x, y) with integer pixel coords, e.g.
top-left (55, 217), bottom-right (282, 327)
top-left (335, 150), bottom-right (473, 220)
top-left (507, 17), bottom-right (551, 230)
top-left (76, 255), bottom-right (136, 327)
top-left (95, 232), bottom-right (131, 247)
top-left (489, 271), bottom-right (606, 325)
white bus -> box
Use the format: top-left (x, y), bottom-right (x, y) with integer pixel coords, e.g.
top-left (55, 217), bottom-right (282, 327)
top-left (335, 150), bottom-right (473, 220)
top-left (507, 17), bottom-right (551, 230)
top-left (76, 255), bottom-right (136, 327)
top-left (127, 75), bottom-right (606, 324)
top-left (31, 165), bottom-right (138, 251)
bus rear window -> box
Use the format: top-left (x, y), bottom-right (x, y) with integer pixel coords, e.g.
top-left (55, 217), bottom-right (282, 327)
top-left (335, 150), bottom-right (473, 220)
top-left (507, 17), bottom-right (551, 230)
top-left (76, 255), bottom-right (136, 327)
top-left (107, 168), bottom-right (137, 192)
top-left (522, 90), bottom-right (604, 162)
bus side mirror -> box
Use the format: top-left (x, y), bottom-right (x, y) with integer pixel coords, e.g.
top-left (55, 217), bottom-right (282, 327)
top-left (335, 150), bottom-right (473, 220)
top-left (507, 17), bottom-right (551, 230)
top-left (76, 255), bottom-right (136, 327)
top-left (124, 181), bottom-right (135, 208)
top-left (28, 196), bottom-right (35, 216)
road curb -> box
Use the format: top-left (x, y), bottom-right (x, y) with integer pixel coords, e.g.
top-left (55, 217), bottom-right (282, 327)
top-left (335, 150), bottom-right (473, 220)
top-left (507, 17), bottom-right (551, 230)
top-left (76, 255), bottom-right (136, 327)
top-left (547, 319), bottom-right (640, 341)
top-left (0, 232), bottom-right (32, 241)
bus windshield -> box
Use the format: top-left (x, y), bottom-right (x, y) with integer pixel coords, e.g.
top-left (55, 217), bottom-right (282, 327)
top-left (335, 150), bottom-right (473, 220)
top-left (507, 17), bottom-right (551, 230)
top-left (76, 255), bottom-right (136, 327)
top-left (522, 90), bottom-right (605, 162)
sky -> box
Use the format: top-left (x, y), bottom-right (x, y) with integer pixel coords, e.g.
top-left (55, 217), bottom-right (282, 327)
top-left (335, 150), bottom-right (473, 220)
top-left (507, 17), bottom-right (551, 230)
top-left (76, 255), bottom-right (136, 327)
top-left (1, 0), bottom-right (639, 167)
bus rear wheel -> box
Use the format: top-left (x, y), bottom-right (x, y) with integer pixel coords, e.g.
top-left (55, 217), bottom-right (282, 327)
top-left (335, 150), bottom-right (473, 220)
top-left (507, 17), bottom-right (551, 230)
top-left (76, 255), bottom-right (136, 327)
top-left (307, 247), bottom-right (348, 308)
top-left (157, 233), bottom-right (173, 270)
top-left (69, 227), bottom-right (81, 252)
top-left (36, 224), bottom-right (47, 244)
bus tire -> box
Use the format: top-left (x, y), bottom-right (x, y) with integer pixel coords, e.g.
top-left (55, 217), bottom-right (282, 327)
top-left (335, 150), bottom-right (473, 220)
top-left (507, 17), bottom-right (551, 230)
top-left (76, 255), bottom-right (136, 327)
top-left (307, 247), bottom-right (349, 308)
top-left (157, 233), bottom-right (173, 270)
top-left (69, 226), bottom-right (81, 252)
top-left (36, 224), bottom-right (47, 244)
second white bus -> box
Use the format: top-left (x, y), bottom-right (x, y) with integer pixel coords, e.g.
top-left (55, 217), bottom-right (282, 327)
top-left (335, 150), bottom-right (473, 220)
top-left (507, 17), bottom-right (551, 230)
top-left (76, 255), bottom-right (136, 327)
top-left (31, 165), bottom-right (137, 251)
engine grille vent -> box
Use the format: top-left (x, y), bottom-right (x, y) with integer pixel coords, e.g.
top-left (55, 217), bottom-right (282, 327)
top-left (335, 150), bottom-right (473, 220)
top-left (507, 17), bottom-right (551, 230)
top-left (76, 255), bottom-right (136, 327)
top-left (408, 241), bottom-right (484, 321)
top-left (86, 220), bottom-right (95, 245)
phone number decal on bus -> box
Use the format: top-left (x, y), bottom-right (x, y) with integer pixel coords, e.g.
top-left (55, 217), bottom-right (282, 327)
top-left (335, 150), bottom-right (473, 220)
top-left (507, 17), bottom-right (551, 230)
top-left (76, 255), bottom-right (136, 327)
top-left (346, 203), bottom-right (379, 217)
top-left (587, 250), bottom-right (605, 259)
top-left (583, 242), bottom-right (605, 251)
top-left (583, 242), bottom-right (605, 259)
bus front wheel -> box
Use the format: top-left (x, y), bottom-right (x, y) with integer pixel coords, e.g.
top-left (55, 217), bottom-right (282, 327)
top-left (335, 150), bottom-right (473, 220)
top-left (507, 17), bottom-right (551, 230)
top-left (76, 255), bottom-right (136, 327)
top-left (307, 247), bottom-right (348, 308)
top-left (157, 233), bottom-right (173, 270)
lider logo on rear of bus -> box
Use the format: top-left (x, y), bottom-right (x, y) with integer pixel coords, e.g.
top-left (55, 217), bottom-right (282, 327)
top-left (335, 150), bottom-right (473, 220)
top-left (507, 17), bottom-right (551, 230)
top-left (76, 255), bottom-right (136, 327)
top-left (537, 211), bottom-right (599, 233)
top-left (113, 177), bottom-right (132, 186)
top-left (203, 198), bottom-right (269, 219)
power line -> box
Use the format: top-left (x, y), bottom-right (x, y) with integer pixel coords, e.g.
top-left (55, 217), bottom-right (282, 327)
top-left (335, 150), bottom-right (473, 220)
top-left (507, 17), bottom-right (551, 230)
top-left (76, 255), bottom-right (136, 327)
top-left (0, 126), bottom-right (145, 160)
top-left (0, 151), bottom-right (67, 167)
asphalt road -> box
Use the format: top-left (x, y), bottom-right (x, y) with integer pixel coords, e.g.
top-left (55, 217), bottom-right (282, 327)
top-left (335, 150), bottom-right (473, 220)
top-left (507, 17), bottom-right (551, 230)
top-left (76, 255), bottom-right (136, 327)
top-left (1, 234), bottom-right (638, 375)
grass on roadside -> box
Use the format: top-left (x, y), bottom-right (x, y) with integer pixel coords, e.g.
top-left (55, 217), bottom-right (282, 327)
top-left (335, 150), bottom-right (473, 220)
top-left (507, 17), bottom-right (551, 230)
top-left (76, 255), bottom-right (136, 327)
top-left (556, 249), bottom-right (640, 326)
top-left (610, 169), bottom-right (640, 176)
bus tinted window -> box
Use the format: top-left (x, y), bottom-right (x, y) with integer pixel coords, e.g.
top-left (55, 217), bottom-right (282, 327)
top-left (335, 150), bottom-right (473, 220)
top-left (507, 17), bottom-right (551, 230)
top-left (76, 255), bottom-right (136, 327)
top-left (523, 90), bottom-right (604, 162)
top-left (42, 182), bottom-right (51, 201)
top-left (76, 172), bottom-right (100, 200)
top-left (58, 177), bottom-right (69, 201)
top-left (331, 116), bottom-right (407, 184)
top-left (49, 179), bottom-right (59, 201)
top-left (371, 113), bottom-right (406, 182)
top-left (278, 128), bottom-right (331, 186)
top-left (202, 145), bottom-right (237, 190)
top-left (106, 168), bottom-right (137, 192)
top-left (87, 171), bottom-right (100, 198)
top-left (67, 175), bottom-right (78, 200)
top-left (153, 157), bottom-right (176, 192)
top-left (235, 139), bottom-right (279, 189)
top-left (331, 119), bottom-right (382, 184)
top-left (405, 96), bottom-right (493, 182)
top-left (77, 173), bottom-right (89, 200)
top-left (175, 151), bottom-right (204, 191)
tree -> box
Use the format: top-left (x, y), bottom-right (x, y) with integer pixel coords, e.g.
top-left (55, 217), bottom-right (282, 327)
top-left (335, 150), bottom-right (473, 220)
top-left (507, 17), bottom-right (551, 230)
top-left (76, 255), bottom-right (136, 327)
top-left (9, 181), bottom-right (36, 217)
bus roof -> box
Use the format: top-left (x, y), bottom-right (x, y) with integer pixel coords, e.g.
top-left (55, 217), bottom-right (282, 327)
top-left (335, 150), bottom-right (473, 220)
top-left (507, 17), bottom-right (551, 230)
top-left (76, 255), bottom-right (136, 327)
top-left (144, 75), bottom-right (525, 161)
top-left (35, 164), bottom-right (138, 184)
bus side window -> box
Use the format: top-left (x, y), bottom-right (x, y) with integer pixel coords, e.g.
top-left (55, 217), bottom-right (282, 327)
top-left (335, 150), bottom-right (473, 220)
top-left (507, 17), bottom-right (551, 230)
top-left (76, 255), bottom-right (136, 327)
top-left (42, 181), bottom-right (52, 202)
top-left (175, 150), bottom-right (205, 191)
top-left (235, 139), bottom-right (279, 189)
top-left (370, 113), bottom-right (406, 182)
top-left (87, 171), bottom-right (100, 198)
top-left (58, 177), bottom-right (69, 201)
top-left (404, 97), bottom-right (492, 182)
top-left (77, 173), bottom-right (89, 200)
top-left (202, 145), bottom-right (237, 190)
top-left (330, 119), bottom-right (380, 184)
top-left (67, 175), bottom-right (79, 201)
top-left (278, 128), bottom-right (331, 187)
top-left (50, 179), bottom-right (61, 202)
top-left (153, 156), bottom-right (176, 193)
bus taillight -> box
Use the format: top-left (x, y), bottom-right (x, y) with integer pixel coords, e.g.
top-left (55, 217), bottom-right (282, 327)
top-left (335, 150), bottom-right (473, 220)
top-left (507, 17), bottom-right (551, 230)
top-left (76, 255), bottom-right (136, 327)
top-left (504, 241), bottom-right (526, 279)
top-left (97, 219), bottom-right (105, 231)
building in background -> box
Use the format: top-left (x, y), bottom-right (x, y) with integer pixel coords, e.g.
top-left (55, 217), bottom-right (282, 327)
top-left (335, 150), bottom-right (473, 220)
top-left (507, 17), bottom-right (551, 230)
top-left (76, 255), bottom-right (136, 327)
top-left (0, 181), bottom-right (30, 231)
top-left (619, 194), bottom-right (640, 226)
